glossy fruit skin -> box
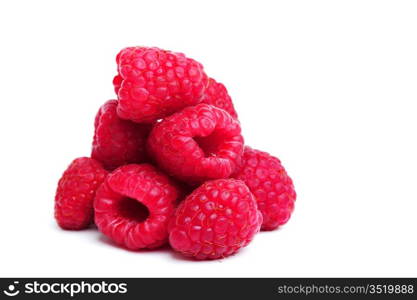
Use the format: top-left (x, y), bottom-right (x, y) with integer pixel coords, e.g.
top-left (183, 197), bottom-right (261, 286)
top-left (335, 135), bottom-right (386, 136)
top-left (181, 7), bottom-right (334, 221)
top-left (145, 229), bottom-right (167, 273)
top-left (55, 157), bottom-right (108, 230)
top-left (233, 147), bottom-right (296, 230)
top-left (115, 46), bottom-right (208, 123)
top-left (91, 100), bottom-right (150, 171)
top-left (147, 103), bottom-right (244, 184)
top-left (94, 164), bottom-right (179, 250)
top-left (169, 179), bottom-right (262, 260)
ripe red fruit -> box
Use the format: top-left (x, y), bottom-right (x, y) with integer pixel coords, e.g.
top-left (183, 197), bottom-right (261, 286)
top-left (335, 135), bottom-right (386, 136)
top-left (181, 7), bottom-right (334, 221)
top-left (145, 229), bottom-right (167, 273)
top-left (201, 78), bottom-right (238, 119)
top-left (115, 46), bottom-right (208, 123)
top-left (147, 103), bottom-right (244, 184)
top-left (113, 75), bottom-right (122, 95)
top-left (233, 147), bottom-right (296, 230)
top-left (94, 164), bottom-right (179, 250)
top-left (55, 157), bottom-right (108, 230)
top-left (169, 179), bottom-right (262, 260)
top-left (91, 100), bottom-right (150, 170)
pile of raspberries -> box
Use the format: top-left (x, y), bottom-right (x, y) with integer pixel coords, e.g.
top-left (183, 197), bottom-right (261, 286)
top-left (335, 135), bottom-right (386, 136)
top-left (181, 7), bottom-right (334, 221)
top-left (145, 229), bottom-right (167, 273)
top-left (55, 46), bottom-right (296, 260)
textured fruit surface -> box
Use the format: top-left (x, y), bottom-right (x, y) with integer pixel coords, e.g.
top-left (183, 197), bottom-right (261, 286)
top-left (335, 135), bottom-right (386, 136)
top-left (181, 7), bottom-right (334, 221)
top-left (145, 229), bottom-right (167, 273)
top-left (55, 157), bottom-right (108, 230)
top-left (169, 179), bottom-right (262, 260)
top-left (91, 100), bottom-right (150, 170)
top-left (94, 164), bottom-right (179, 250)
top-left (115, 46), bottom-right (208, 123)
top-left (201, 78), bottom-right (238, 119)
top-left (147, 103), bottom-right (244, 184)
top-left (233, 147), bottom-right (296, 230)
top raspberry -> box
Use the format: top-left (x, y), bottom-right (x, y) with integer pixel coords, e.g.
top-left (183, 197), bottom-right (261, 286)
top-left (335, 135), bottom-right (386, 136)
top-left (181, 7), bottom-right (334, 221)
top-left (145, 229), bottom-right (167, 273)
top-left (115, 47), bottom-right (209, 123)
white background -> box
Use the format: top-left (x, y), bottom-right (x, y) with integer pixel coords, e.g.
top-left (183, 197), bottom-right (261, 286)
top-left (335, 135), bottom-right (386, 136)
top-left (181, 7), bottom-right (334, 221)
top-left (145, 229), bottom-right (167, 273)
top-left (0, 0), bottom-right (416, 277)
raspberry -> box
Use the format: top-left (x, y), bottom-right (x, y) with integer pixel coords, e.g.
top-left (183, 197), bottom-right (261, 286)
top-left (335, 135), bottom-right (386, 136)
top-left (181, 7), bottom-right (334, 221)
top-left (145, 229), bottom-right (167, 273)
top-left (91, 100), bottom-right (150, 170)
top-left (55, 157), bottom-right (108, 230)
top-left (115, 47), bottom-right (208, 123)
top-left (113, 75), bottom-right (122, 95)
top-left (147, 103), bottom-right (244, 184)
top-left (232, 147), bottom-right (296, 230)
top-left (169, 179), bottom-right (262, 260)
top-left (201, 78), bottom-right (238, 119)
top-left (94, 164), bottom-right (179, 250)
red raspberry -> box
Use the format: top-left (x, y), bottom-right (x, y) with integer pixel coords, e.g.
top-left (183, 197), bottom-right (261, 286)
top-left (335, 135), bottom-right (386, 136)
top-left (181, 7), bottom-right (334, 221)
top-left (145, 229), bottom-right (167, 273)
top-left (115, 46), bottom-right (208, 123)
top-left (233, 147), bottom-right (296, 230)
top-left (94, 164), bottom-right (179, 250)
top-left (201, 78), bottom-right (238, 119)
top-left (55, 157), bottom-right (108, 230)
top-left (113, 75), bottom-right (122, 95)
top-left (169, 179), bottom-right (262, 260)
top-left (147, 103), bottom-right (244, 184)
top-left (91, 100), bottom-right (150, 171)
